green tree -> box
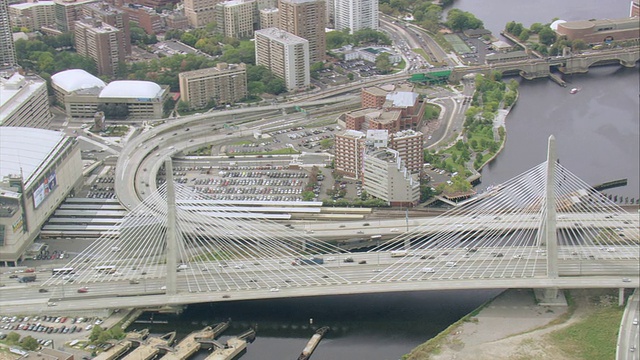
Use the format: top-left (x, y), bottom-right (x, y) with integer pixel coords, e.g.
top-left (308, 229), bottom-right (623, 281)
top-left (538, 27), bottom-right (557, 45)
top-left (177, 100), bottom-right (190, 113)
top-left (180, 32), bottom-right (197, 47)
top-left (572, 39), bottom-right (587, 51)
top-left (375, 52), bottom-right (392, 74)
top-left (347, 72), bottom-right (354, 81)
top-left (446, 9), bottom-right (483, 32)
top-left (21, 336), bottom-right (39, 351)
top-left (6, 332), bottom-right (20, 344)
top-left (265, 78), bottom-right (286, 94)
top-left (90, 326), bottom-right (104, 342)
top-left (529, 22), bottom-right (544, 33)
top-left (519, 28), bottom-right (530, 41)
top-left (302, 191), bottom-right (316, 201)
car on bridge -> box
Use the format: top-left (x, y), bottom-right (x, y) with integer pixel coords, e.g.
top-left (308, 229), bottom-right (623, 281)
top-left (77, 287), bottom-right (89, 293)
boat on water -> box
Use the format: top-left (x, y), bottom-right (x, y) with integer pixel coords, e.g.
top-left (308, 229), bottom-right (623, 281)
top-left (570, 88), bottom-right (579, 94)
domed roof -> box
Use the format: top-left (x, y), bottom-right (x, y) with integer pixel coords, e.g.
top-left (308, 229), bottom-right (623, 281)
top-left (99, 81), bottom-right (163, 99)
top-left (550, 19), bottom-right (567, 31)
top-left (51, 69), bottom-right (106, 93)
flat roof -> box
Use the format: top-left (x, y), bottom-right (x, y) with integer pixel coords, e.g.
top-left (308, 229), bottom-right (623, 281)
top-left (10, 1), bottom-right (54, 9)
top-left (0, 127), bottom-right (67, 185)
top-left (386, 91), bottom-right (418, 107)
top-left (255, 28), bottom-right (308, 45)
top-left (0, 73), bottom-right (48, 125)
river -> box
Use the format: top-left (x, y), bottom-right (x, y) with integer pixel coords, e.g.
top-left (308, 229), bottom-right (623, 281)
top-left (447, 0), bottom-right (640, 199)
top-left (135, 2), bottom-right (639, 359)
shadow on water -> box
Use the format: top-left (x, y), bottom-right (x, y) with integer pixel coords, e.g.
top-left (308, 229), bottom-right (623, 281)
top-left (129, 290), bottom-right (501, 360)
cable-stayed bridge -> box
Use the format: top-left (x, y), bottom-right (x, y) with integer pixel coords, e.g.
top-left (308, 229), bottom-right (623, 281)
top-left (8, 137), bottom-right (636, 312)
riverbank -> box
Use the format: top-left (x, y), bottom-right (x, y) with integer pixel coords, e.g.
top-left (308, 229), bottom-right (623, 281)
top-left (405, 288), bottom-right (625, 360)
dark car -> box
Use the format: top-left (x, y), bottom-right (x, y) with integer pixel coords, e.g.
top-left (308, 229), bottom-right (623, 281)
top-left (38, 288), bottom-right (49, 293)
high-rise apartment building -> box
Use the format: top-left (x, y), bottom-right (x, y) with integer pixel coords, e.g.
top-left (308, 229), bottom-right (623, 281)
top-left (334, 0), bottom-right (378, 34)
top-left (277, 0), bottom-right (325, 64)
top-left (389, 129), bottom-right (423, 173)
top-left (52, 0), bottom-right (98, 33)
top-left (259, 7), bottom-right (278, 29)
top-left (334, 129), bottom-right (365, 178)
top-left (183, 0), bottom-right (217, 28)
top-left (0, 73), bottom-right (53, 129)
top-left (215, 0), bottom-right (257, 38)
top-left (75, 18), bottom-right (125, 76)
top-left (179, 63), bottom-right (248, 109)
top-left (0, 0), bottom-right (17, 69)
top-left (9, 1), bottom-right (56, 31)
top-left (255, 27), bottom-right (309, 91)
top-left (81, 2), bottom-right (131, 54)
top-left (363, 149), bottom-right (420, 207)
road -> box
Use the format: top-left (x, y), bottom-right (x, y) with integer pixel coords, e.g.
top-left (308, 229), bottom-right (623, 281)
top-left (619, 289), bottom-right (640, 360)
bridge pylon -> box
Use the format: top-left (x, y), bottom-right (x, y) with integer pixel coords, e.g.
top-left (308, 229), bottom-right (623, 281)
top-left (542, 135), bottom-right (560, 302)
top-left (165, 159), bottom-right (179, 295)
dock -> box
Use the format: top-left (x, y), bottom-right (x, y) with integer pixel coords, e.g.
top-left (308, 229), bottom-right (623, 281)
top-left (92, 330), bottom-right (149, 360)
top-left (121, 332), bottom-right (176, 360)
top-left (159, 327), bottom-right (215, 360)
top-left (204, 338), bottom-right (246, 360)
top-left (297, 327), bottom-right (330, 360)
top-left (195, 320), bottom-right (231, 349)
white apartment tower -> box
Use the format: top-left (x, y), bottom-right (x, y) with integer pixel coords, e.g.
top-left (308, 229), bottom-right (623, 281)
top-left (215, 0), bottom-right (257, 38)
top-left (184, 0), bottom-right (217, 28)
top-left (334, 0), bottom-right (378, 34)
top-left (255, 27), bottom-right (309, 91)
top-left (0, 0), bottom-right (17, 69)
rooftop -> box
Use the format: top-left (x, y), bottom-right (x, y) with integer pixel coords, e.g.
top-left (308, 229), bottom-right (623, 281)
top-left (0, 73), bottom-right (48, 125)
top-left (0, 127), bottom-right (67, 185)
top-left (51, 69), bottom-right (106, 93)
top-left (99, 80), bottom-right (163, 99)
top-left (255, 28), bottom-right (308, 45)
top-left (385, 91), bottom-right (419, 107)
top-left (10, 1), bottom-right (54, 9)
top-left (367, 109), bottom-right (402, 124)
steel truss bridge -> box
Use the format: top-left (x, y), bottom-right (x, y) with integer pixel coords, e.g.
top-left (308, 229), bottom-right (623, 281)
top-left (12, 137), bottom-right (637, 311)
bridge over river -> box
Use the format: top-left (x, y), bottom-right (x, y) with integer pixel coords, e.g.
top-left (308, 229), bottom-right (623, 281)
top-left (1, 137), bottom-right (638, 314)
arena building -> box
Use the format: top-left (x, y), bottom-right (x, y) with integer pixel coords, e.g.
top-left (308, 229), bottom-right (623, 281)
top-left (554, 17), bottom-right (640, 44)
top-left (51, 69), bottom-right (169, 119)
top-left (0, 127), bottom-right (83, 266)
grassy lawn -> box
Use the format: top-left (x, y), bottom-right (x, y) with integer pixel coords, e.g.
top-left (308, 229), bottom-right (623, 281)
top-left (412, 48), bottom-right (430, 61)
top-left (392, 59), bottom-right (407, 73)
top-left (548, 301), bottom-right (623, 360)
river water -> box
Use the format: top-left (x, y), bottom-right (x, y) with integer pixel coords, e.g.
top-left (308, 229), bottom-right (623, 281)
top-left (137, 2), bottom-right (639, 359)
top-left (447, 0), bottom-right (640, 199)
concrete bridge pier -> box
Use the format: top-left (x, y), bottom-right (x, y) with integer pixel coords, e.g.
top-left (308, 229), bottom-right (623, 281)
top-left (534, 287), bottom-right (566, 306)
top-left (619, 287), bottom-right (625, 307)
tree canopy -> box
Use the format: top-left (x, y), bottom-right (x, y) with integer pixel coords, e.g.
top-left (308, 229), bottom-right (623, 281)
top-left (446, 9), bottom-right (484, 32)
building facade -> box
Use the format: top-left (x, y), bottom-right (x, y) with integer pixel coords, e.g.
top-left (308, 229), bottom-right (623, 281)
top-left (0, 73), bottom-right (52, 129)
top-left (277, 0), bottom-right (325, 64)
top-left (74, 18), bottom-right (125, 76)
top-left (334, 0), bottom-right (378, 34)
top-left (9, 0), bottom-right (56, 31)
top-left (0, 0), bottom-right (17, 69)
top-left (334, 129), bottom-right (365, 178)
top-left (362, 149), bottom-right (420, 207)
top-left (259, 7), bottom-right (278, 29)
top-left (184, 0), bottom-right (217, 28)
top-left (122, 5), bottom-right (163, 35)
top-left (81, 2), bottom-right (131, 54)
top-left (215, 0), bottom-right (257, 38)
top-left (0, 127), bottom-right (83, 266)
top-left (179, 63), bottom-right (248, 109)
top-left (255, 27), bottom-right (310, 91)
top-left (52, 0), bottom-right (98, 33)
top-left (555, 17), bottom-right (640, 44)
top-left (52, 71), bottom-right (168, 119)
top-left (389, 129), bottom-right (423, 173)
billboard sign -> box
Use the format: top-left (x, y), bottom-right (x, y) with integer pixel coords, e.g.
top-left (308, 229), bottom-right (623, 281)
top-left (33, 172), bottom-right (57, 208)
